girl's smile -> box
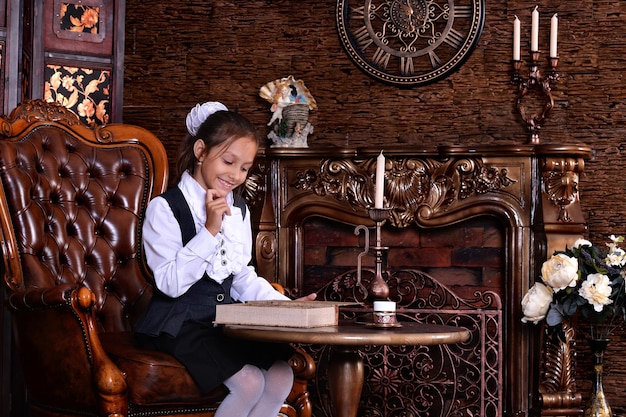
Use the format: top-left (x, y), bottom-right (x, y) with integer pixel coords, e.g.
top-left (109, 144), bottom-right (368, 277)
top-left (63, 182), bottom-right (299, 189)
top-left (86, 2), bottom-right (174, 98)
top-left (193, 136), bottom-right (258, 196)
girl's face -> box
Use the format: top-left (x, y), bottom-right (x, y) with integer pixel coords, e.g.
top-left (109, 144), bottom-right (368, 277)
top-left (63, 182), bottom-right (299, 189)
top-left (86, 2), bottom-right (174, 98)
top-left (193, 136), bottom-right (257, 197)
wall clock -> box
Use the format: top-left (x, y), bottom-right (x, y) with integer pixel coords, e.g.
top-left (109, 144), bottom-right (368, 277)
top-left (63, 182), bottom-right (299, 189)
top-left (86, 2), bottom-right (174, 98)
top-left (336, 0), bottom-right (485, 86)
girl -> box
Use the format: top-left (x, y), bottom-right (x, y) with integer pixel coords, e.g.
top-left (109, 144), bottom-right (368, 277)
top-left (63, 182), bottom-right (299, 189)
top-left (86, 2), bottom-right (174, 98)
top-left (136, 101), bottom-right (315, 417)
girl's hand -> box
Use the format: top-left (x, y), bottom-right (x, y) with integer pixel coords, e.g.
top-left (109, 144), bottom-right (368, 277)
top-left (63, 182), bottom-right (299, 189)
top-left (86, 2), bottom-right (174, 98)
top-left (295, 293), bottom-right (317, 302)
top-left (204, 189), bottom-right (231, 236)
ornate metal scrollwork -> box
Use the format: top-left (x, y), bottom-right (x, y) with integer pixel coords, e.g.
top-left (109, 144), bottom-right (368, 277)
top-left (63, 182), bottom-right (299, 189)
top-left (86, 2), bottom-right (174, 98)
top-left (304, 268), bottom-right (503, 417)
top-left (292, 155), bottom-right (516, 227)
top-left (512, 52), bottom-right (559, 144)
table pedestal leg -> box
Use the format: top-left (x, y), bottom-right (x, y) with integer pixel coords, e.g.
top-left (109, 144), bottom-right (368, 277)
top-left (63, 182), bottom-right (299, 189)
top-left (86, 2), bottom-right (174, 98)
top-left (328, 346), bottom-right (364, 417)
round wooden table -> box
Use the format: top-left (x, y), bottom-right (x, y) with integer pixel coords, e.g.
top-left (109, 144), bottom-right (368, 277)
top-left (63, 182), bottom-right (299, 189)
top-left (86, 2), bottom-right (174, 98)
top-left (224, 321), bottom-right (470, 417)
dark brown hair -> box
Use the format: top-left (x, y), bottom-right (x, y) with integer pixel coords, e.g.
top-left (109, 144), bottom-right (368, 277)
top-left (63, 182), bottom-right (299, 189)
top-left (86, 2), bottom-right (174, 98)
top-left (175, 110), bottom-right (259, 182)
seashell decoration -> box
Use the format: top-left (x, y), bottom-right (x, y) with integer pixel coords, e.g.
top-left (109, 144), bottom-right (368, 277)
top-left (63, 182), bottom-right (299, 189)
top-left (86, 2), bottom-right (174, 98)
top-left (259, 75), bottom-right (317, 148)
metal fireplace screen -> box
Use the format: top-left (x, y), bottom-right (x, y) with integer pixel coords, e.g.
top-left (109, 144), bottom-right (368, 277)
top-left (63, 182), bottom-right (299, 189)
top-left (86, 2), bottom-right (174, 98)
top-left (298, 268), bottom-right (503, 417)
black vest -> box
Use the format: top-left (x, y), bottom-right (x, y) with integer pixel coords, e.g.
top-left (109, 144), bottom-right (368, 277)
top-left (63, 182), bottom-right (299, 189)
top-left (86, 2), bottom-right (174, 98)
top-left (135, 187), bottom-right (247, 337)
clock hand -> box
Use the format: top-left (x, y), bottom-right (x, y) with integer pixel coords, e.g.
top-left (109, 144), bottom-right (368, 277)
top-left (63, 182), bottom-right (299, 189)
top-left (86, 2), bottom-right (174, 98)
top-left (400, 1), bottom-right (416, 33)
top-left (400, 1), bottom-right (414, 17)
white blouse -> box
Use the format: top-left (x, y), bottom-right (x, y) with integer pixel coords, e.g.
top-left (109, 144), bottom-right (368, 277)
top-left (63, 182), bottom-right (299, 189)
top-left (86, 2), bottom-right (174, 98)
top-left (142, 171), bottom-right (288, 302)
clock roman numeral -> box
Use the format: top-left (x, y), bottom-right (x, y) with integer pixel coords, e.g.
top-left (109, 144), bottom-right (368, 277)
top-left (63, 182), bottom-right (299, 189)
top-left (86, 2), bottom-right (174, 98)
top-left (372, 47), bottom-right (391, 69)
top-left (454, 5), bottom-right (473, 18)
top-left (443, 28), bottom-right (465, 50)
top-left (428, 50), bottom-right (443, 68)
top-left (349, 5), bottom-right (366, 19)
top-left (353, 25), bottom-right (374, 50)
top-left (401, 57), bottom-right (414, 75)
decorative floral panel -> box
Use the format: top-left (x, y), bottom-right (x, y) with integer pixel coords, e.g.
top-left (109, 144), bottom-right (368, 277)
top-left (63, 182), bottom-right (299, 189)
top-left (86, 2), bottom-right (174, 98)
top-left (53, 0), bottom-right (105, 43)
top-left (44, 64), bottom-right (111, 126)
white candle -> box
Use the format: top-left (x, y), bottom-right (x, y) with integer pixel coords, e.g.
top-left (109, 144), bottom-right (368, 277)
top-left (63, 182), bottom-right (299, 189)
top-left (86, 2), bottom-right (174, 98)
top-left (531, 6), bottom-right (539, 52)
top-left (550, 13), bottom-right (558, 57)
top-left (373, 301), bottom-right (396, 312)
top-left (374, 151), bottom-right (385, 208)
top-left (373, 300), bottom-right (397, 325)
top-left (513, 16), bottom-right (521, 61)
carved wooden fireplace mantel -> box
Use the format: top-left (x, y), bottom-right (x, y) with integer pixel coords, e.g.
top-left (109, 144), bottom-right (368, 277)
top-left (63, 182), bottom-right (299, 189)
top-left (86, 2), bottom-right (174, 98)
top-left (246, 144), bottom-right (592, 417)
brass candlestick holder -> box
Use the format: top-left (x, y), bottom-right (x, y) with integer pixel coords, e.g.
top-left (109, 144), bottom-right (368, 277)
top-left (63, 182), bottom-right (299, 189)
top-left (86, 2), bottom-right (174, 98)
top-left (354, 207), bottom-right (392, 301)
top-left (512, 51), bottom-right (559, 144)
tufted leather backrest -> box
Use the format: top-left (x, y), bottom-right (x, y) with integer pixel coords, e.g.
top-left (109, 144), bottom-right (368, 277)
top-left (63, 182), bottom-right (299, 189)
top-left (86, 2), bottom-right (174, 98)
top-left (0, 100), bottom-right (169, 333)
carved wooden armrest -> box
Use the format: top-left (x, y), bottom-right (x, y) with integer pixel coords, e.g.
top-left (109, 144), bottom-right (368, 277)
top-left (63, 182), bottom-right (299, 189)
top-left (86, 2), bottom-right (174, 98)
top-left (9, 284), bottom-right (128, 417)
top-left (70, 286), bottom-right (129, 417)
top-left (7, 283), bottom-right (75, 311)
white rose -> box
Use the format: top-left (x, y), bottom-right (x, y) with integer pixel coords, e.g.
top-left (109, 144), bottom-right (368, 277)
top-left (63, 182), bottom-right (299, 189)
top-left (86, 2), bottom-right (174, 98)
top-left (605, 248), bottom-right (626, 267)
top-left (541, 254), bottom-right (579, 292)
top-left (578, 273), bottom-right (613, 312)
top-left (572, 238), bottom-right (592, 249)
top-left (521, 282), bottom-right (553, 324)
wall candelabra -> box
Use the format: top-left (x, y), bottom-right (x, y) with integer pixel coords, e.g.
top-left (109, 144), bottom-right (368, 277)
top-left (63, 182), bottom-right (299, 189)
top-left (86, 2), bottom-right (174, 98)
top-left (512, 51), bottom-right (559, 144)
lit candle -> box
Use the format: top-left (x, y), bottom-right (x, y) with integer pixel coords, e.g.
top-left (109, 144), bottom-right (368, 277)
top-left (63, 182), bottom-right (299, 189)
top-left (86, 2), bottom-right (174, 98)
top-left (531, 6), bottom-right (539, 52)
top-left (513, 16), bottom-right (521, 61)
top-left (550, 13), bottom-right (558, 58)
top-left (375, 151), bottom-right (385, 208)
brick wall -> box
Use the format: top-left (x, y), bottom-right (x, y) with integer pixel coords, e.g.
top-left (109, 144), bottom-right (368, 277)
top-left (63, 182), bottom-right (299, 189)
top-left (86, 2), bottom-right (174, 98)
top-left (302, 216), bottom-right (504, 299)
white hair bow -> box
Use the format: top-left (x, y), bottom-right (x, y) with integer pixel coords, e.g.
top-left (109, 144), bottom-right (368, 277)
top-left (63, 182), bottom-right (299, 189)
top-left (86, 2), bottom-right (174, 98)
top-left (185, 101), bottom-right (228, 136)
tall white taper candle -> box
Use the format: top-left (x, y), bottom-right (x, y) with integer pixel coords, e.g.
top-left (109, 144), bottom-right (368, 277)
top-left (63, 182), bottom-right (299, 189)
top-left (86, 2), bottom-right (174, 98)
top-left (513, 16), bottom-right (521, 61)
top-left (550, 13), bottom-right (558, 58)
top-left (375, 151), bottom-right (385, 208)
top-left (531, 6), bottom-right (539, 52)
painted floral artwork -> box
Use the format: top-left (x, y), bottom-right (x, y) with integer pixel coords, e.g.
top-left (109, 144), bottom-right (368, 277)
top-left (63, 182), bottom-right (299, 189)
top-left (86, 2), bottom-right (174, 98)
top-left (59, 3), bottom-right (101, 34)
top-left (44, 65), bottom-right (111, 126)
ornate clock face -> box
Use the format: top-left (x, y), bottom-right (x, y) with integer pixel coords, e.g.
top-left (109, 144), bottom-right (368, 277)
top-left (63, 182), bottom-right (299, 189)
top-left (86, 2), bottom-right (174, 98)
top-left (336, 0), bottom-right (485, 86)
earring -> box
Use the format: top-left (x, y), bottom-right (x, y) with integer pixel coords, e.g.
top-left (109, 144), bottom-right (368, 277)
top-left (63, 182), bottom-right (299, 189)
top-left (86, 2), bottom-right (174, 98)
top-left (197, 160), bottom-right (202, 166)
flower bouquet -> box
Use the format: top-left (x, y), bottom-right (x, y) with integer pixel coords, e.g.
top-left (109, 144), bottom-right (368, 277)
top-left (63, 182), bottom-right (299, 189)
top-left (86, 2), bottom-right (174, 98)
top-left (521, 235), bottom-right (626, 339)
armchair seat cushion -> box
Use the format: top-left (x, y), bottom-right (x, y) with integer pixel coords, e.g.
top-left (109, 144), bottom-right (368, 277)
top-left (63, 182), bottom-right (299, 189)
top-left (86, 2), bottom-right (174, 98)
top-left (100, 332), bottom-right (228, 406)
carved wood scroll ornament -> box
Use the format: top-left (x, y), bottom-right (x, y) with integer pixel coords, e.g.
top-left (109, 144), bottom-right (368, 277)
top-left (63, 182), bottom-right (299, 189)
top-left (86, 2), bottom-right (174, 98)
top-left (293, 156), bottom-right (517, 227)
top-left (541, 156), bottom-right (585, 223)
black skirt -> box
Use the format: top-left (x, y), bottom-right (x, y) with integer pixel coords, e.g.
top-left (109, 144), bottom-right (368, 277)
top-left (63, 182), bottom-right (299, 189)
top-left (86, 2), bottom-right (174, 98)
top-left (136, 321), bottom-right (295, 393)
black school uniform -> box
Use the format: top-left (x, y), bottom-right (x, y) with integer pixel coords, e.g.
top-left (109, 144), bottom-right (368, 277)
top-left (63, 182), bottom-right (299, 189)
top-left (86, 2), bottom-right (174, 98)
top-left (135, 186), bottom-right (294, 393)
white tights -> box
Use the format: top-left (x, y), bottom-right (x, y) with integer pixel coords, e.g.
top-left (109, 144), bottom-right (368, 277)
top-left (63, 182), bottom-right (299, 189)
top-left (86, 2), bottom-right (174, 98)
top-left (215, 361), bottom-right (294, 417)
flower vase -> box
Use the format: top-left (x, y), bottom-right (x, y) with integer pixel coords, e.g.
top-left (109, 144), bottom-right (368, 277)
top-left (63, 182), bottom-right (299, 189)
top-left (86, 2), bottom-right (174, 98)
top-left (584, 338), bottom-right (612, 417)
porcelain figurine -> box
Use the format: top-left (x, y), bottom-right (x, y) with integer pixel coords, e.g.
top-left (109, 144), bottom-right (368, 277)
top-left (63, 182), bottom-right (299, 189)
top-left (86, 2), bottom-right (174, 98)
top-left (259, 75), bottom-right (316, 148)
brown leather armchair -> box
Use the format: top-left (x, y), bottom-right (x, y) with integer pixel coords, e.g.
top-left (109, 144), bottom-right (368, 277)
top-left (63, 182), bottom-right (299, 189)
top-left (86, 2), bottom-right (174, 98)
top-left (0, 100), bottom-right (315, 417)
